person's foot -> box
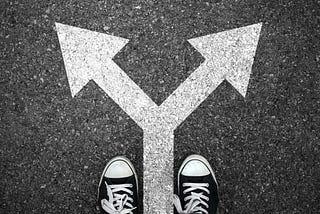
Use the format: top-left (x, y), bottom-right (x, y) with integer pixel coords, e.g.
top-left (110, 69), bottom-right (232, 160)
top-left (174, 155), bottom-right (219, 214)
top-left (98, 156), bottom-right (138, 214)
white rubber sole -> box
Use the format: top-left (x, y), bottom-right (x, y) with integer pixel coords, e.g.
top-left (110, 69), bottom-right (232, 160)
top-left (97, 156), bottom-right (138, 201)
top-left (177, 154), bottom-right (218, 192)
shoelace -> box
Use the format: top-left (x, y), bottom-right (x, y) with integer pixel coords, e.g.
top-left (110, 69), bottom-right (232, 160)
top-left (101, 181), bottom-right (136, 214)
top-left (173, 183), bottom-right (210, 214)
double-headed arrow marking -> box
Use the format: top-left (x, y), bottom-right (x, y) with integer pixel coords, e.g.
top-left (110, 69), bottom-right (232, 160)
top-left (56, 22), bottom-right (262, 213)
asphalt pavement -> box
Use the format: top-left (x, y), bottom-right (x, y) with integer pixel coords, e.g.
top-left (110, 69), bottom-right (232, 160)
top-left (1, 0), bottom-right (319, 213)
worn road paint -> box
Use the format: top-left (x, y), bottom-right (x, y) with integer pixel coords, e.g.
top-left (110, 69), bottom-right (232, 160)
top-left (56, 22), bottom-right (262, 213)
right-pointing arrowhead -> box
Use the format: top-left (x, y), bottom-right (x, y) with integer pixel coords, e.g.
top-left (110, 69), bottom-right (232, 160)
top-left (55, 23), bottom-right (129, 97)
top-left (188, 23), bottom-right (262, 97)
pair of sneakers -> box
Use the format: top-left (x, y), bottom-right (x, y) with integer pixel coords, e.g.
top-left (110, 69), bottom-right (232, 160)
top-left (98, 155), bottom-right (219, 214)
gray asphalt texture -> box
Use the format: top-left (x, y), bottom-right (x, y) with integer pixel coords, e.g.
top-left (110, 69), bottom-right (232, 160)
top-left (1, 0), bottom-right (319, 213)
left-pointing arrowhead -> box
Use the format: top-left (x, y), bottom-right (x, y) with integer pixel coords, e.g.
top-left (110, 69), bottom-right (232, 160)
top-left (188, 23), bottom-right (262, 97)
top-left (55, 23), bottom-right (129, 97)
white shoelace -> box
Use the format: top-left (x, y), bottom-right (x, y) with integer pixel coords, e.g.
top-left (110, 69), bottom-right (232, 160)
top-left (101, 181), bottom-right (136, 214)
top-left (173, 183), bottom-right (210, 214)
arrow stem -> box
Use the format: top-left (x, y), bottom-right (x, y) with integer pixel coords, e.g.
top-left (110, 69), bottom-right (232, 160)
top-left (143, 129), bottom-right (174, 214)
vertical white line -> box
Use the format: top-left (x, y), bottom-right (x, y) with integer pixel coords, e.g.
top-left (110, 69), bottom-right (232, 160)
top-left (143, 127), bottom-right (174, 214)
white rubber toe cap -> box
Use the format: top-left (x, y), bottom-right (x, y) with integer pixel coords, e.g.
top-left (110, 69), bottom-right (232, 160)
top-left (181, 160), bottom-right (210, 176)
top-left (105, 160), bottom-right (133, 178)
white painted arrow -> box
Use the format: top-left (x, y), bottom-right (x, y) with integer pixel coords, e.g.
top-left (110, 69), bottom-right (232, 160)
top-left (56, 22), bottom-right (262, 214)
top-left (55, 23), bottom-right (158, 129)
top-left (160, 23), bottom-right (262, 129)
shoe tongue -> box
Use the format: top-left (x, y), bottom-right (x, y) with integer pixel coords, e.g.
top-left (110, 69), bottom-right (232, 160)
top-left (100, 176), bottom-right (135, 210)
top-left (106, 175), bottom-right (134, 185)
top-left (180, 174), bottom-right (211, 184)
top-left (180, 175), bottom-right (211, 212)
top-left (180, 174), bottom-right (219, 214)
top-left (181, 174), bottom-right (218, 195)
top-left (100, 175), bottom-right (135, 200)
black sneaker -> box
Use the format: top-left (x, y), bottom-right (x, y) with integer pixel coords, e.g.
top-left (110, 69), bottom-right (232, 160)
top-left (174, 155), bottom-right (219, 214)
top-left (98, 156), bottom-right (138, 214)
